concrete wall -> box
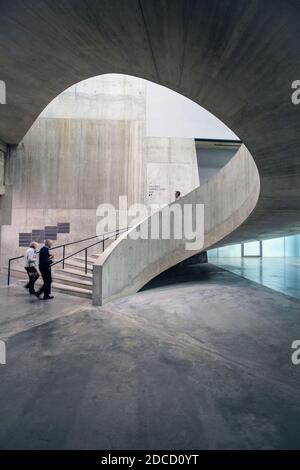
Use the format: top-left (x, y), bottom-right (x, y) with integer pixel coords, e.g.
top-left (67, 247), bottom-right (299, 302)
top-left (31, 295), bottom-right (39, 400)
top-left (0, 141), bottom-right (12, 260)
top-left (196, 141), bottom-right (241, 185)
top-left (0, 75), bottom-right (199, 267)
top-left (0, 151), bottom-right (5, 196)
top-left (0, 140), bottom-right (7, 197)
top-left (146, 137), bottom-right (199, 208)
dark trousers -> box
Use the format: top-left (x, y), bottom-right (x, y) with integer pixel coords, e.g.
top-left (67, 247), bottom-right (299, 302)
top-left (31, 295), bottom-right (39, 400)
top-left (38, 268), bottom-right (52, 298)
top-left (25, 267), bottom-right (40, 294)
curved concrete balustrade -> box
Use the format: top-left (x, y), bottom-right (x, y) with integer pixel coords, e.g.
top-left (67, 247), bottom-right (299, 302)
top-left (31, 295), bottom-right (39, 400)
top-left (1, 1), bottom-right (300, 300)
top-left (93, 145), bottom-right (260, 304)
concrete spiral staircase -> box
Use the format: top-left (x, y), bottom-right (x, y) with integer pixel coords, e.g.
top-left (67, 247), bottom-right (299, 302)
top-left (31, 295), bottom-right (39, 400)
top-left (8, 145), bottom-right (259, 304)
top-left (93, 145), bottom-right (260, 305)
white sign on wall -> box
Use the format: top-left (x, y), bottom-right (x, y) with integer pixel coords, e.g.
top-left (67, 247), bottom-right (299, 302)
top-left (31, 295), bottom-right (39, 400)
top-left (0, 340), bottom-right (6, 365)
top-left (0, 81), bottom-right (6, 104)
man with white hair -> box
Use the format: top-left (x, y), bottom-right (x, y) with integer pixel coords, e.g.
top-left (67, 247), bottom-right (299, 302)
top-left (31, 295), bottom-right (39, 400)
top-left (24, 241), bottom-right (40, 295)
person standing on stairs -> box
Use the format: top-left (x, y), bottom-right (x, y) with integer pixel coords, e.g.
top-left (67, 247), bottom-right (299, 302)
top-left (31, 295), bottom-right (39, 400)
top-left (37, 239), bottom-right (54, 300)
top-left (24, 241), bottom-right (40, 295)
top-left (175, 190), bottom-right (181, 201)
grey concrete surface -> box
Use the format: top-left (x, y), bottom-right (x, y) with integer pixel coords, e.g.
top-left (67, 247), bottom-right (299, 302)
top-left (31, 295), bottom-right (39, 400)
top-left (1, 264), bottom-right (300, 449)
top-left (196, 140), bottom-right (241, 185)
top-left (0, 279), bottom-right (88, 340)
top-left (212, 257), bottom-right (300, 301)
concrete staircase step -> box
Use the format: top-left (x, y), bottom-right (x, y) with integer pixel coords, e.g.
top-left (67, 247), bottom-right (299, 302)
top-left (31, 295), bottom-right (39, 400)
top-left (65, 238), bottom-right (115, 264)
top-left (11, 267), bottom-right (93, 299)
top-left (54, 267), bottom-right (92, 280)
top-left (7, 267), bottom-right (30, 281)
top-left (53, 273), bottom-right (92, 291)
top-left (15, 278), bottom-right (92, 299)
top-left (63, 259), bottom-right (93, 272)
top-left (73, 254), bottom-right (98, 263)
top-left (9, 266), bottom-right (93, 282)
top-left (51, 282), bottom-right (92, 299)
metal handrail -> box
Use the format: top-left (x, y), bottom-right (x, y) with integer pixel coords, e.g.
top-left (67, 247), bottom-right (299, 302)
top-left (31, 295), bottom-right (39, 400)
top-left (50, 227), bottom-right (128, 274)
top-left (7, 227), bottom-right (129, 285)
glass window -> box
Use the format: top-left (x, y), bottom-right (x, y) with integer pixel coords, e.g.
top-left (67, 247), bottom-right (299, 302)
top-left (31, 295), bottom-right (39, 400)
top-left (218, 244), bottom-right (241, 257)
top-left (243, 241), bottom-right (261, 257)
top-left (208, 248), bottom-right (218, 258)
top-left (262, 237), bottom-right (285, 257)
top-left (285, 235), bottom-right (300, 257)
top-left (212, 235), bottom-right (300, 260)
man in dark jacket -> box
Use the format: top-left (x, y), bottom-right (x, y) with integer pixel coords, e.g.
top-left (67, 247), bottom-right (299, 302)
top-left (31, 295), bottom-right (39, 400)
top-left (37, 239), bottom-right (54, 300)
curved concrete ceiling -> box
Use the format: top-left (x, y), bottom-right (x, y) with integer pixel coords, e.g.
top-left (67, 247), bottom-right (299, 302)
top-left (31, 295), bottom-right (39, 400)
top-left (0, 0), bottom-right (300, 242)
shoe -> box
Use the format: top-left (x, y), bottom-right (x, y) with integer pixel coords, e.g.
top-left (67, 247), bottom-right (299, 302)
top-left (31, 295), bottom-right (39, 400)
top-left (35, 292), bottom-right (41, 299)
top-left (29, 291), bottom-right (36, 295)
top-left (43, 296), bottom-right (54, 300)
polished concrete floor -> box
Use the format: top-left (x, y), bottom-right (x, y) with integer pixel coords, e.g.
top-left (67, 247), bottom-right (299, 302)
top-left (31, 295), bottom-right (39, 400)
top-left (1, 264), bottom-right (300, 449)
top-left (211, 257), bottom-right (300, 300)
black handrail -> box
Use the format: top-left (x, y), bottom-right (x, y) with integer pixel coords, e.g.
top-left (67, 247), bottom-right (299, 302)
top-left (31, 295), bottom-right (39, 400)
top-left (7, 227), bottom-right (129, 285)
top-left (50, 227), bottom-right (128, 274)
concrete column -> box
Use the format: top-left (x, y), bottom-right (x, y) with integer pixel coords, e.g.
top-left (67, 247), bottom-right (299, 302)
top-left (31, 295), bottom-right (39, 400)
top-left (0, 140), bottom-right (6, 196)
top-left (0, 141), bottom-right (13, 267)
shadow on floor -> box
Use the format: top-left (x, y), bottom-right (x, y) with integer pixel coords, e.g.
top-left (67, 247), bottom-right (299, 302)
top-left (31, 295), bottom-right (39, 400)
top-left (2, 264), bottom-right (300, 449)
top-left (140, 263), bottom-right (223, 291)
